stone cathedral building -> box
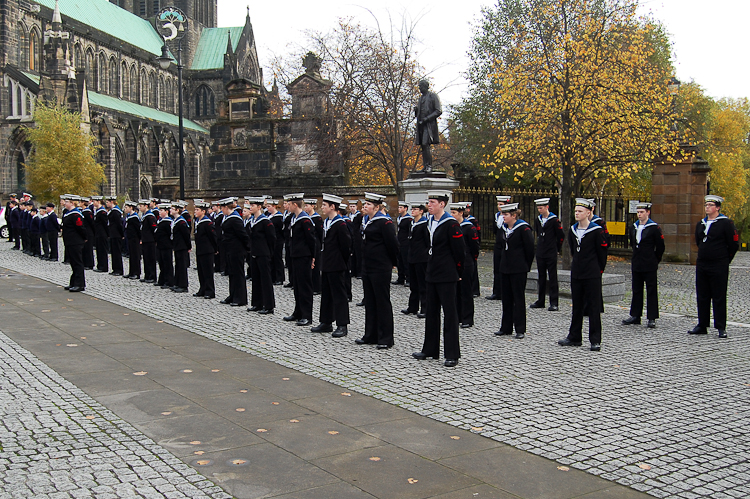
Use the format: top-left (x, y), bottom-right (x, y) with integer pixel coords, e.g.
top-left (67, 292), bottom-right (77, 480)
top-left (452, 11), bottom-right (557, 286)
top-left (0, 0), bottom-right (342, 200)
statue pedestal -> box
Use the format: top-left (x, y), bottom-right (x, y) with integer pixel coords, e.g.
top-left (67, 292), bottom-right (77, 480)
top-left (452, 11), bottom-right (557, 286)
top-left (399, 170), bottom-right (459, 205)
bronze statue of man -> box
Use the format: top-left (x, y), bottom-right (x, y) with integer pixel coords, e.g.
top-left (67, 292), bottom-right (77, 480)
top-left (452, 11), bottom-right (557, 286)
top-left (414, 80), bottom-right (442, 173)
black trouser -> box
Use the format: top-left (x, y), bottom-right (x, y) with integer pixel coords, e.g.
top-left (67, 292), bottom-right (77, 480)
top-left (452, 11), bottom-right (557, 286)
top-left (472, 260), bottom-right (480, 296)
top-left (423, 280), bottom-right (460, 359)
top-left (285, 242), bottom-right (294, 285)
top-left (349, 244), bottom-right (359, 279)
top-left (67, 243), bottom-right (85, 288)
top-left (47, 231), bottom-right (58, 260)
top-left (225, 249), bottom-right (247, 305)
top-left (142, 242), bottom-right (157, 281)
top-left (157, 247), bottom-right (174, 286)
top-left (41, 232), bottom-right (49, 257)
top-left (500, 272), bottom-right (527, 334)
top-left (83, 236), bottom-right (94, 267)
top-left (174, 249), bottom-right (189, 289)
top-left (13, 228), bottom-right (20, 248)
top-left (536, 257), bottom-right (559, 306)
top-left (345, 261), bottom-right (352, 300)
top-left (251, 255), bottom-right (275, 311)
top-left (21, 228), bottom-right (29, 251)
top-left (110, 237), bottom-right (123, 273)
top-left (320, 270), bottom-right (350, 326)
top-left (127, 239), bottom-right (141, 277)
top-left (630, 270), bottom-right (658, 320)
top-left (95, 237), bottom-right (109, 271)
top-left (215, 243), bottom-right (224, 273)
top-left (246, 252), bottom-right (253, 279)
top-left (292, 256), bottom-right (313, 320)
top-left (31, 233), bottom-right (40, 255)
top-left (196, 253), bottom-right (215, 297)
top-left (407, 262), bottom-right (427, 313)
top-left (458, 259), bottom-right (475, 325)
top-left (696, 264), bottom-right (729, 330)
top-left (361, 270), bottom-right (394, 346)
top-left (396, 242), bottom-right (409, 282)
top-left (6, 221), bottom-right (12, 242)
top-left (492, 246), bottom-right (502, 298)
top-left (568, 276), bottom-right (602, 345)
top-left (312, 248), bottom-right (321, 293)
top-left (273, 240), bottom-right (285, 283)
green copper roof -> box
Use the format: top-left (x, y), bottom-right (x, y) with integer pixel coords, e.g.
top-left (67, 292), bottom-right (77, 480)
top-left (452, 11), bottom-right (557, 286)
top-left (22, 71), bottom-right (40, 84)
top-left (88, 91), bottom-right (208, 133)
top-left (35, 0), bottom-right (165, 56)
top-left (190, 27), bottom-right (244, 70)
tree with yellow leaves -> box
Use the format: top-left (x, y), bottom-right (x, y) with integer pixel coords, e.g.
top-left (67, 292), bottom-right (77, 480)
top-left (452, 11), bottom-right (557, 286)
top-left (454, 0), bottom-right (678, 238)
top-left (24, 103), bottom-right (106, 202)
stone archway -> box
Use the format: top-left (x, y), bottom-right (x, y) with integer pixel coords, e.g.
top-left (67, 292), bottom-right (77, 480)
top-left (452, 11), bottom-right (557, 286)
top-left (139, 175), bottom-right (152, 199)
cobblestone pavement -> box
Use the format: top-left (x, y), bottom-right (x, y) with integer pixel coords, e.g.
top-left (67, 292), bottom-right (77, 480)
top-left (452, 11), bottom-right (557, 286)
top-left (2, 244), bottom-right (750, 499)
top-left (476, 251), bottom-right (750, 325)
top-left (0, 329), bottom-right (230, 499)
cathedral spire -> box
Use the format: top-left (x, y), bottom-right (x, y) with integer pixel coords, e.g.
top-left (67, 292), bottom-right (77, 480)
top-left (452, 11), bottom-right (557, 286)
top-left (52, 0), bottom-right (62, 28)
top-left (226, 30), bottom-right (234, 56)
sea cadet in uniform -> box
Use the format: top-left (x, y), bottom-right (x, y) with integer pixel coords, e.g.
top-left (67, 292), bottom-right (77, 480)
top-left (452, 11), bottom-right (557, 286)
top-left (138, 200), bottom-right (157, 283)
top-left (105, 196), bottom-right (124, 276)
top-left (488, 195), bottom-right (511, 300)
top-left (394, 201), bottom-right (412, 285)
top-left (622, 202), bottom-right (665, 328)
top-left (219, 197), bottom-right (250, 306)
top-left (60, 195), bottom-right (87, 292)
top-left (283, 193), bottom-right (317, 326)
top-left (402, 201), bottom-right (429, 318)
top-left (463, 201), bottom-right (482, 297)
top-left (266, 199), bottom-right (285, 285)
top-left (123, 201), bottom-right (141, 280)
top-left (170, 202), bottom-right (191, 292)
top-left (450, 203), bottom-right (479, 329)
top-left (44, 202), bottom-right (60, 261)
top-left (689, 195), bottom-right (739, 338)
top-left (246, 196), bottom-right (276, 314)
top-left (92, 196), bottom-right (109, 272)
top-left (80, 197), bottom-right (95, 269)
top-left (529, 197), bottom-right (564, 311)
top-left (558, 198), bottom-right (608, 351)
top-left (155, 203), bottom-right (174, 289)
top-left (193, 201), bottom-right (218, 299)
top-left (305, 198), bottom-right (324, 295)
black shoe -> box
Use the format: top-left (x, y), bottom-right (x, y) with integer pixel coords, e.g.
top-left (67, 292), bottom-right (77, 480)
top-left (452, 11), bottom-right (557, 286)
top-left (356, 301), bottom-right (365, 307)
top-left (548, 305), bottom-right (559, 311)
top-left (558, 338), bottom-right (582, 347)
top-left (129, 275), bottom-right (140, 280)
top-left (247, 305), bottom-right (261, 312)
top-left (93, 269), bottom-right (107, 273)
top-left (172, 288), bottom-right (187, 293)
top-left (283, 283), bottom-right (293, 288)
top-left (257, 309), bottom-right (274, 315)
top-left (68, 287), bottom-right (84, 292)
top-left (460, 323), bottom-right (473, 329)
top-left (485, 294), bottom-right (499, 300)
top-left (204, 295), bottom-right (215, 299)
top-left (332, 326), bottom-right (348, 338)
top-left (416, 312), bottom-right (427, 319)
top-left (122, 274), bottom-right (132, 279)
top-left (646, 320), bottom-right (656, 329)
top-left (273, 281), bottom-right (283, 286)
top-left (376, 344), bottom-right (391, 350)
top-left (355, 338), bottom-right (372, 345)
top-left (590, 343), bottom-right (601, 351)
top-left (311, 323), bottom-right (333, 333)
top-left (391, 280), bottom-right (404, 285)
top-left (718, 330), bottom-right (727, 338)
top-left (401, 309), bottom-right (416, 315)
top-left (295, 319), bottom-right (311, 326)
top-left (688, 325), bottom-right (708, 335)
top-left (411, 351), bottom-right (438, 360)
top-left (110, 272), bottom-right (123, 276)
top-left (529, 301), bottom-right (544, 309)
top-left (494, 330), bottom-right (512, 336)
top-left (161, 285), bottom-right (173, 289)
top-left (515, 333), bottom-right (525, 339)
top-left (193, 292), bottom-right (204, 297)
top-left (144, 279), bottom-right (156, 283)
top-left (230, 302), bottom-right (245, 307)
top-left (63, 286), bottom-right (71, 290)
top-left (444, 359), bottom-right (458, 367)
top-left (622, 316), bottom-right (641, 325)
top-left (83, 266), bottom-right (92, 270)
top-left (219, 298), bottom-right (232, 304)
top-left (283, 315), bottom-right (298, 321)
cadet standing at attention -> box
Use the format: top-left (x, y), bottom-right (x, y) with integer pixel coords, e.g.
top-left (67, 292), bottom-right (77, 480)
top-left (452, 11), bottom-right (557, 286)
top-left (170, 201), bottom-right (191, 293)
top-left (123, 201), bottom-right (141, 280)
top-left (106, 196), bottom-right (124, 276)
top-left (61, 195), bottom-right (87, 292)
top-left (155, 202), bottom-right (174, 289)
top-left (394, 200), bottom-right (412, 285)
top-left (92, 196), bottom-right (109, 273)
top-left (246, 196), bottom-right (276, 315)
top-left (219, 197), bottom-right (250, 306)
top-left (283, 193), bottom-right (317, 326)
top-left (529, 198), bottom-right (564, 311)
top-left (487, 195), bottom-right (511, 300)
top-left (193, 200), bottom-right (217, 299)
top-left (138, 200), bottom-right (157, 283)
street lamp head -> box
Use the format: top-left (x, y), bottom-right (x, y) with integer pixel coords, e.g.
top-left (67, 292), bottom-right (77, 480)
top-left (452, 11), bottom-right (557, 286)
top-left (668, 76), bottom-right (681, 96)
top-left (156, 44), bottom-right (172, 70)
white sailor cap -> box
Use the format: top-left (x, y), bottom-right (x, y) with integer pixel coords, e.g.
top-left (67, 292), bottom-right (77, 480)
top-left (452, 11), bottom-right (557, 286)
top-left (464, 201), bottom-right (473, 208)
top-left (170, 201), bottom-right (183, 209)
top-left (246, 196), bottom-right (266, 205)
top-left (496, 195), bottom-right (511, 203)
top-left (69, 195), bottom-right (81, 201)
top-left (158, 203), bottom-right (171, 210)
top-left (243, 203), bottom-right (252, 210)
top-left (59, 193), bottom-right (73, 200)
top-left (22, 192), bottom-right (32, 198)
top-left (500, 203), bottom-right (519, 213)
top-left (448, 202), bottom-right (464, 211)
top-left (397, 200), bottom-right (410, 208)
top-left (705, 195), bottom-right (724, 205)
top-left (635, 202), bottom-right (652, 210)
top-left (106, 195), bottom-right (117, 201)
top-left (267, 199), bottom-right (279, 205)
top-left (150, 197), bottom-right (160, 203)
top-left (348, 199), bottom-right (359, 205)
top-left (364, 192), bottom-right (386, 204)
top-left (427, 190), bottom-right (450, 202)
top-left (575, 198), bottom-right (595, 209)
top-left (194, 201), bottom-right (210, 209)
top-left (80, 196), bottom-right (90, 202)
top-left (284, 193), bottom-right (304, 201)
top-left (124, 200), bottom-right (138, 208)
top-left (138, 199), bottom-right (151, 205)
top-left (192, 198), bottom-right (204, 204)
top-left (587, 198), bottom-right (597, 207)
top-left (322, 193), bottom-right (343, 205)
top-left (90, 195), bottom-right (104, 201)
top-left (534, 197), bottom-right (551, 206)
top-left (303, 198), bottom-right (318, 205)
top-left (217, 197), bottom-right (238, 206)
top-left (160, 199), bottom-right (171, 204)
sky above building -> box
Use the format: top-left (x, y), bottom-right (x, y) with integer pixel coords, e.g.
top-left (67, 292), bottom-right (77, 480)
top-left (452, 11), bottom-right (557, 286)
top-left (219, 0), bottom-right (747, 112)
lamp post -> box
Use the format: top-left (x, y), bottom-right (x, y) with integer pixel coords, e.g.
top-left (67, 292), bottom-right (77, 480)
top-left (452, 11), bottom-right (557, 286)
top-left (155, 7), bottom-right (187, 200)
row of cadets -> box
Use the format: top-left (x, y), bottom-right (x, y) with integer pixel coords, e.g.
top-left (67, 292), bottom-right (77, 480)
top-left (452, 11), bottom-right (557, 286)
top-left (529, 197), bottom-right (565, 311)
top-left (449, 202), bottom-right (480, 328)
top-left (218, 197), bottom-right (251, 306)
top-left (265, 198), bottom-right (285, 284)
top-left (354, 192), bottom-right (399, 349)
top-left (170, 201), bottom-right (191, 292)
top-left (107, 196), bottom-right (125, 276)
top-left (347, 199), bottom-right (364, 279)
top-left (558, 198), bottom-right (608, 351)
top-left (412, 190), bottom-right (465, 367)
top-left (155, 202), bottom-right (174, 288)
top-left (304, 198), bottom-right (324, 295)
top-left (91, 196), bottom-right (109, 272)
top-left (493, 203), bottom-right (535, 338)
top-left (193, 200), bottom-right (218, 299)
top-left (311, 194), bottom-right (352, 337)
top-left (487, 194), bottom-right (512, 300)
top-left (138, 199), bottom-right (158, 283)
top-left (394, 200), bottom-right (412, 285)
top-left (282, 193), bottom-right (317, 326)
top-left (621, 202), bottom-right (665, 329)
top-left (123, 201), bottom-right (141, 280)
top-left (402, 200), bottom-right (429, 318)
top-left (10, 193), bottom-right (34, 253)
top-left (688, 195), bottom-right (739, 338)
top-left (246, 196), bottom-right (276, 314)
top-left (59, 194), bottom-right (87, 292)
top-left (463, 202), bottom-right (482, 297)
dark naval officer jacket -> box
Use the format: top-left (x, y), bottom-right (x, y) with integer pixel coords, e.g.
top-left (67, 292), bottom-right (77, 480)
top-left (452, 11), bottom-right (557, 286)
top-left (629, 219), bottom-right (665, 272)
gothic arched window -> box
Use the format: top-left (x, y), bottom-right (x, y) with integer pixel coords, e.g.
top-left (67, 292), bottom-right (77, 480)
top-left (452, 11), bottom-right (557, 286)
top-left (130, 66), bottom-right (137, 102)
top-left (29, 29), bottom-right (40, 71)
top-left (194, 85), bottom-right (214, 118)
